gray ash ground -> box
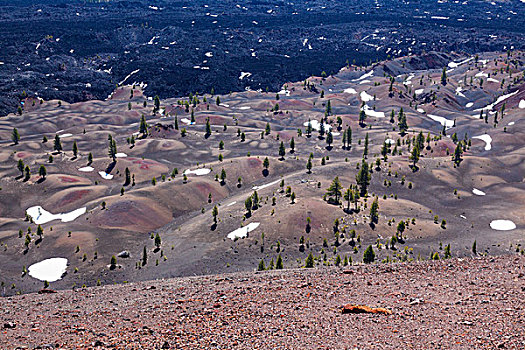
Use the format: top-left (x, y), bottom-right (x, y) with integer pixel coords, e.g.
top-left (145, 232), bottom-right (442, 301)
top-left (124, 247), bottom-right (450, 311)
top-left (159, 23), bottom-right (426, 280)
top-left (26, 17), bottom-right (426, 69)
top-left (0, 0), bottom-right (524, 116)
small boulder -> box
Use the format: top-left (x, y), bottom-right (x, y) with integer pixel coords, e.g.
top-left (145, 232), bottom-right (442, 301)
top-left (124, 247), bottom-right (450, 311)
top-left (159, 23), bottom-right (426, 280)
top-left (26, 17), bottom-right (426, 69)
top-left (117, 250), bottom-right (130, 258)
top-left (4, 322), bottom-right (16, 329)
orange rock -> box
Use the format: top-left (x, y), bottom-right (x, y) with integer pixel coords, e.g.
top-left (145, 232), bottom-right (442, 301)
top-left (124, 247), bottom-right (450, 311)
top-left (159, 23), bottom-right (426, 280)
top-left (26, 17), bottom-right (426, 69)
top-left (341, 304), bottom-right (392, 315)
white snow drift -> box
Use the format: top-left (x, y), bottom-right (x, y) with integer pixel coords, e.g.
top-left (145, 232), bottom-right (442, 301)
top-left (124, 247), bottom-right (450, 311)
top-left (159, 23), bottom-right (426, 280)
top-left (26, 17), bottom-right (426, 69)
top-left (490, 220), bottom-right (516, 231)
top-left (227, 222), bottom-right (260, 240)
top-left (184, 168), bottom-right (211, 176)
top-left (28, 258), bottom-right (68, 282)
top-left (519, 100), bottom-right (525, 109)
top-left (360, 91), bottom-right (374, 102)
top-left (98, 171), bottom-right (114, 180)
top-left (472, 134), bottom-right (492, 151)
top-left (427, 114), bottom-right (454, 129)
top-left (472, 188), bottom-right (486, 196)
top-left (26, 206), bottom-right (86, 225)
top-left (343, 87), bottom-right (357, 94)
top-left (78, 166), bottom-right (94, 172)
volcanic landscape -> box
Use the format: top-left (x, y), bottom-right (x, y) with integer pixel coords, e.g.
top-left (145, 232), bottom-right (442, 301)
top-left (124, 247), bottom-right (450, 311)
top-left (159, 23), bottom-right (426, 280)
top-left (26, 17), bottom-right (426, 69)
top-left (0, 48), bottom-right (524, 298)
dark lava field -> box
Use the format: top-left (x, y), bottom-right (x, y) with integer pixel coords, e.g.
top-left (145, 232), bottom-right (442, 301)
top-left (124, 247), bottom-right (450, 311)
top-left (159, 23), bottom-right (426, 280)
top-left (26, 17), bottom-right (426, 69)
top-left (0, 0), bottom-right (524, 116)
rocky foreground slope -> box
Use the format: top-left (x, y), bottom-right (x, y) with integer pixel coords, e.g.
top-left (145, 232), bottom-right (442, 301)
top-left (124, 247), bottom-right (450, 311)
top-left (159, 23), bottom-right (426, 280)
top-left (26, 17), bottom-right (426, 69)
top-left (1, 255), bottom-right (524, 349)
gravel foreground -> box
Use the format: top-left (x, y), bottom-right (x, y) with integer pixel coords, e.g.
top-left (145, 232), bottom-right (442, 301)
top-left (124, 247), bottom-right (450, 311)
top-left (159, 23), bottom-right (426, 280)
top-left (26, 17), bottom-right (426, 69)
top-left (1, 256), bottom-right (524, 349)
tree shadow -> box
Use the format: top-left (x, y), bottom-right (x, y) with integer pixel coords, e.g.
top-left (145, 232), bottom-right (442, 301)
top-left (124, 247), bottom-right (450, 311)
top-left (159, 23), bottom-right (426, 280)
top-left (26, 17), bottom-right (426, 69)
top-left (105, 161), bottom-right (116, 174)
top-left (211, 223), bottom-right (217, 231)
top-left (262, 169), bottom-right (269, 177)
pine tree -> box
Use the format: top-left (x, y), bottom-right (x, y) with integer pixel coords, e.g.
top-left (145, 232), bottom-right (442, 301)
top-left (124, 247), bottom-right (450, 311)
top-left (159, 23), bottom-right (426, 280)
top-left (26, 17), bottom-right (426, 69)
top-left (410, 143), bottom-right (420, 169)
top-left (305, 252), bottom-right (315, 268)
top-left (306, 157), bottom-right (312, 173)
top-left (220, 168), bottom-right (226, 184)
top-left (263, 157), bottom-right (270, 173)
top-left (245, 197), bottom-right (252, 216)
top-left (359, 110), bottom-right (366, 126)
top-left (124, 167), bottom-right (131, 185)
top-left (154, 95), bottom-right (160, 113)
top-left (265, 122), bottom-right (271, 135)
top-left (39, 165), bottom-right (47, 179)
top-left (139, 115), bottom-right (148, 136)
top-left (53, 134), bottom-right (62, 153)
top-left (12, 128), bottom-right (20, 145)
top-left (110, 255), bottom-right (117, 270)
top-left (108, 135), bottom-right (117, 162)
top-left (346, 127), bottom-right (352, 148)
top-left (142, 246), bottom-right (148, 266)
top-left (441, 67), bottom-right (447, 85)
top-left (174, 116), bottom-right (179, 130)
top-left (369, 197), bottom-right (379, 224)
top-left (472, 240), bottom-right (477, 255)
top-left (326, 131), bottom-right (333, 148)
top-left (326, 176), bottom-right (343, 203)
top-left (24, 165), bottom-right (31, 181)
top-left (276, 254), bottom-right (283, 269)
top-left (363, 245), bottom-right (375, 264)
top-left (290, 137), bottom-right (295, 153)
top-left (356, 159), bottom-right (371, 196)
top-left (398, 111), bottom-right (408, 135)
top-left (205, 118), bottom-right (212, 137)
top-left (344, 188), bottom-right (353, 211)
top-left (72, 141), bottom-right (78, 158)
top-left (88, 152), bottom-right (93, 165)
top-left (258, 259), bottom-right (266, 271)
top-left (155, 233), bottom-right (161, 248)
top-left (453, 143), bottom-right (463, 165)
top-left (17, 159), bottom-right (25, 177)
top-left (306, 119), bottom-right (312, 137)
top-left (363, 133), bottom-right (369, 158)
top-left (279, 141), bottom-right (285, 160)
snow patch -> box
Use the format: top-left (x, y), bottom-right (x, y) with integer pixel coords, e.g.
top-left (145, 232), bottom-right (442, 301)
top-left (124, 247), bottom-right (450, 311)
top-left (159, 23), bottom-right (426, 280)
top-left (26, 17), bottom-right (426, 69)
top-left (472, 134), bottom-right (492, 151)
top-left (490, 220), bottom-right (516, 231)
top-left (184, 168), bottom-right (211, 176)
top-left (427, 114), bottom-right (454, 129)
top-left (352, 70), bottom-right (374, 82)
top-left (115, 153), bottom-right (128, 158)
top-left (78, 166), bottom-right (94, 172)
top-left (519, 100), bottom-right (525, 109)
top-left (239, 71), bottom-right (252, 80)
top-left (415, 88), bottom-right (424, 95)
top-left (360, 91), bottom-right (374, 102)
top-left (362, 105), bottom-right (385, 118)
top-left (472, 188), bottom-right (486, 196)
top-left (303, 120), bottom-right (332, 132)
top-left (227, 222), bottom-right (260, 240)
top-left (98, 172), bottom-right (114, 180)
top-left (26, 206), bottom-right (86, 225)
top-left (252, 179), bottom-right (281, 191)
top-left (466, 102), bottom-right (474, 108)
top-left (28, 258), bottom-right (68, 282)
top-left (343, 88), bottom-right (357, 94)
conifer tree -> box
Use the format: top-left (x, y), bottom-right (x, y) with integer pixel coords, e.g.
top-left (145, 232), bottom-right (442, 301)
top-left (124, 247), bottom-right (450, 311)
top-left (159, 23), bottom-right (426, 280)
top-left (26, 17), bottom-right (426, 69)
top-left (39, 165), bottom-right (47, 179)
top-left (279, 141), bottom-right (285, 160)
top-left (53, 134), bottom-right (62, 153)
top-left (12, 128), bottom-right (20, 145)
top-left (326, 176), bottom-right (343, 203)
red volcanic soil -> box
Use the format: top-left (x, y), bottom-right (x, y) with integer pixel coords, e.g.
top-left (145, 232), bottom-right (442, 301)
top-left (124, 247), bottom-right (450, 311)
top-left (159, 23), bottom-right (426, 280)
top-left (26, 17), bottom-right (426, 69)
top-left (90, 197), bottom-right (172, 232)
top-left (15, 152), bottom-right (31, 159)
top-left (58, 176), bottom-right (81, 183)
top-left (129, 157), bottom-right (162, 170)
top-left (1, 256), bottom-right (523, 349)
top-left (197, 114), bottom-right (228, 125)
top-left (57, 189), bottom-right (91, 207)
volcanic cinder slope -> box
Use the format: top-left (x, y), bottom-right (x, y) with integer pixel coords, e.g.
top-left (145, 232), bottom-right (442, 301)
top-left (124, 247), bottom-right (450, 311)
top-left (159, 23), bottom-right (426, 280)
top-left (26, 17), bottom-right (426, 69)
top-left (1, 256), bottom-right (524, 349)
top-left (0, 50), bottom-right (524, 297)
